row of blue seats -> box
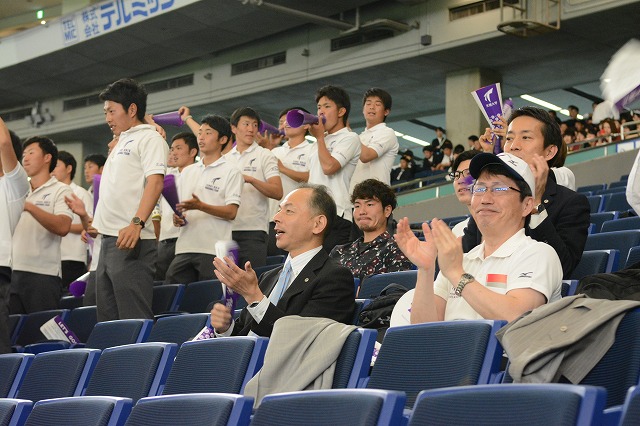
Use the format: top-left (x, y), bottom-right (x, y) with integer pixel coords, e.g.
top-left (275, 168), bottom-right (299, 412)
top-left (586, 192), bottom-right (633, 214)
top-left (577, 177), bottom-right (628, 194)
top-left (4, 383), bottom-right (639, 426)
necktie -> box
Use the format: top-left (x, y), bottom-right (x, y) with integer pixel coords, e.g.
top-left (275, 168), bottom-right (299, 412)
top-left (268, 261), bottom-right (292, 305)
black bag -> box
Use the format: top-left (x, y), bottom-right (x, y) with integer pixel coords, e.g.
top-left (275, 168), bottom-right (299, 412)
top-left (576, 268), bottom-right (640, 301)
top-left (358, 283), bottom-right (408, 342)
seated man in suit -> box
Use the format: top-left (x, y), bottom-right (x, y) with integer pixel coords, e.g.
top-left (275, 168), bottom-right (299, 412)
top-left (210, 184), bottom-right (356, 337)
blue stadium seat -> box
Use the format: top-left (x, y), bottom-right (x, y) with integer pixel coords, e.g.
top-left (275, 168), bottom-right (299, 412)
top-left (619, 386), bottom-right (640, 426)
top-left (152, 284), bottom-right (185, 315)
top-left (589, 211), bottom-right (619, 234)
top-left (408, 384), bottom-right (606, 426)
top-left (578, 184), bottom-right (606, 193)
top-left (27, 396), bottom-right (132, 426)
top-left (252, 389), bottom-right (406, 426)
top-left (586, 195), bottom-right (604, 213)
top-left (124, 393), bottom-right (252, 426)
top-left (83, 319), bottom-right (153, 350)
top-left (0, 398), bottom-right (32, 426)
top-left (363, 320), bottom-right (505, 407)
top-left (601, 216), bottom-right (640, 233)
top-left (584, 230), bottom-right (640, 270)
top-left (561, 280), bottom-right (579, 297)
top-left (178, 280), bottom-right (222, 313)
top-left (352, 299), bottom-right (371, 326)
top-left (609, 180), bottom-right (628, 189)
top-left (602, 192), bottom-right (632, 213)
top-left (570, 249), bottom-right (619, 281)
top-left (147, 313), bottom-right (209, 346)
top-left (13, 309), bottom-right (70, 349)
top-left (66, 306), bottom-right (98, 343)
top-left (332, 328), bottom-right (376, 389)
top-left (84, 342), bottom-right (178, 403)
top-left (0, 353), bottom-right (34, 398)
top-left (58, 295), bottom-right (84, 310)
top-left (266, 255), bottom-right (285, 265)
top-left (8, 314), bottom-right (26, 345)
top-left (625, 246), bottom-right (640, 269)
top-left (358, 271), bottom-right (417, 299)
top-left (595, 186), bottom-right (627, 196)
top-left (162, 336), bottom-right (267, 395)
top-left (16, 349), bottom-right (100, 402)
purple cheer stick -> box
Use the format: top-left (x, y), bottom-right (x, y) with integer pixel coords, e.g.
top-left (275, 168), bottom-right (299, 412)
top-left (259, 120), bottom-right (285, 137)
top-left (162, 174), bottom-right (187, 225)
top-left (92, 174), bottom-right (101, 213)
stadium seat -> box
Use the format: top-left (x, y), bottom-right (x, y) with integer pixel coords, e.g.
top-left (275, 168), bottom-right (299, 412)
top-left (58, 295), bottom-right (84, 310)
top-left (146, 313), bottom-right (209, 346)
top-left (600, 216), bottom-right (640, 233)
top-left (584, 230), bottom-right (640, 271)
top-left (408, 384), bottom-right (606, 426)
top-left (440, 215), bottom-right (468, 227)
top-left (27, 396), bottom-right (132, 426)
top-left (162, 336), bottom-right (267, 395)
top-left (252, 389), bottom-right (405, 426)
top-left (570, 249), bottom-right (619, 281)
top-left (363, 320), bottom-right (505, 407)
top-left (13, 309), bottom-right (70, 348)
top-left (8, 314), bottom-right (26, 345)
top-left (609, 180), bottom-right (628, 189)
top-left (124, 393), bottom-right (252, 426)
top-left (65, 306), bottom-right (97, 343)
top-left (589, 211), bottom-right (619, 234)
top-left (0, 398), bottom-right (32, 426)
top-left (577, 184), bottom-right (606, 193)
top-left (16, 349), bottom-right (100, 403)
top-left (625, 246), bottom-right (640, 269)
top-left (84, 342), bottom-right (178, 403)
top-left (619, 386), bottom-right (640, 426)
top-left (602, 192), bottom-right (632, 213)
top-left (178, 280), bottom-right (222, 313)
top-left (595, 187), bottom-right (627, 196)
top-left (352, 299), bottom-right (371, 326)
top-left (586, 195), bottom-right (604, 213)
top-left (252, 263), bottom-right (283, 278)
top-left (83, 319), bottom-right (153, 350)
top-left (266, 255), bottom-right (285, 265)
top-left (358, 271), bottom-right (417, 299)
top-left (152, 284), bottom-right (184, 315)
top-left (332, 328), bottom-right (377, 389)
top-left (0, 353), bottom-right (34, 398)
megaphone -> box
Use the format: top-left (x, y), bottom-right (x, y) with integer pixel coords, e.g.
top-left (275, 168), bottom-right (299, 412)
top-left (153, 111), bottom-right (184, 127)
top-left (259, 120), bottom-right (285, 136)
top-left (286, 109), bottom-right (326, 128)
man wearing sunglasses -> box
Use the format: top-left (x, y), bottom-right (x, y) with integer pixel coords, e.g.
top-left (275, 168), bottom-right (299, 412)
top-left (396, 152), bottom-right (562, 322)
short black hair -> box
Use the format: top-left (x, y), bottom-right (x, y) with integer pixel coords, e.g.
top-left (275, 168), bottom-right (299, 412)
top-left (315, 85), bottom-right (351, 126)
top-left (479, 163), bottom-right (532, 202)
top-left (172, 132), bottom-right (198, 161)
top-left (99, 78), bottom-right (147, 121)
top-left (9, 130), bottom-right (22, 160)
top-left (452, 149), bottom-right (481, 172)
top-left (351, 179), bottom-right (397, 211)
top-left (363, 88), bottom-right (392, 111)
top-left (300, 184), bottom-right (336, 239)
top-left (509, 106), bottom-right (562, 167)
top-left (453, 144), bottom-right (465, 155)
top-left (441, 140), bottom-right (453, 150)
top-left (230, 107), bottom-right (260, 128)
top-left (84, 153), bottom-right (106, 168)
top-left (568, 105), bottom-right (579, 112)
top-left (57, 150), bottom-right (77, 180)
top-left (23, 136), bottom-right (58, 173)
top-left (468, 135), bottom-right (479, 142)
top-left (201, 114), bottom-right (232, 148)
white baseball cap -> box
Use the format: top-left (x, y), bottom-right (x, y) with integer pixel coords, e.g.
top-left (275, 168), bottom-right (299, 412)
top-left (469, 152), bottom-right (536, 199)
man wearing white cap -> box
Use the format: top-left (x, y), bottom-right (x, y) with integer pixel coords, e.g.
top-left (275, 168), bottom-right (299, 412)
top-left (396, 152), bottom-right (562, 323)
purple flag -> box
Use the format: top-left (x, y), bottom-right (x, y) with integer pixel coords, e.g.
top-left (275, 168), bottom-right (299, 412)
top-left (471, 83), bottom-right (505, 154)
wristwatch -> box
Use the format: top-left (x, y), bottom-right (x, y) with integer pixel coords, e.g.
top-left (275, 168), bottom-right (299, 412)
top-left (455, 273), bottom-right (474, 297)
top-left (131, 216), bottom-right (145, 229)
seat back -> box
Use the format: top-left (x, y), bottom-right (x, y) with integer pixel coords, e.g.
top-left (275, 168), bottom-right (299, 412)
top-left (603, 192), bottom-right (632, 212)
top-left (0, 353), bottom-right (34, 398)
top-left (584, 230), bottom-right (640, 270)
top-left (252, 389), bottom-right (405, 426)
top-left (626, 246), bottom-right (640, 269)
top-left (152, 284), bottom-right (185, 315)
top-left (17, 349), bottom-right (100, 402)
top-left (27, 396), bottom-right (132, 426)
top-left (589, 211), bottom-right (619, 234)
top-left (578, 184), bottom-right (606, 193)
top-left (58, 296), bottom-right (84, 310)
top-left (85, 319), bottom-right (153, 350)
top-left (179, 280), bottom-right (222, 313)
top-left (586, 195), bottom-right (604, 213)
top-left (358, 271), bottom-right (417, 299)
top-left (124, 393), bottom-right (252, 426)
top-left (8, 314), bottom-right (26, 345)
top-left (162, 336), bottom-right (267, 395)
top-left (332, 328), bottom-right (377, 389)
top-left (570, 249), bottom-right (619, 281)
top-left (147, 313), bottom-right (209, 346)
top-left (85, 342), bottom-right (178, 403)
top-left (367, 320), bottom-right (505, 407)
top-left (609, 180), bottom-right (628, 189)
top-left (621, 386), bottom-right (640, 426)
top-left (66, 306), bottom-right (98, 343)
top-left (408, 384), bottom-right (606, 426)
top-left (595, 187), bottom-right (627, 196)
top-left (601, 216), bottom-right (640, 233)
top-left (0, 399), bottom-right (32, 426)
top-left (15, 309), bottom-right (70, 347)
top-left (266, 255), bottom-right (285, 265)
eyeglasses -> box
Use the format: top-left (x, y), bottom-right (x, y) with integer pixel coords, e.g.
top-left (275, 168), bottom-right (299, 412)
top-left (448, 169), bottom-right (471, 180)
top-left (471, 184), bottom-right (522, 196)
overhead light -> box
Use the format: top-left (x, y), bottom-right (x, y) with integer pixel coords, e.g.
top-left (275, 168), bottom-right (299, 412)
top-left (36, 10), bottom-right (44, 20)
top-left (40, 20), bottom-right (47, 25)
top-left (401, 134), bottom-right (429, 146)
top-left (520, 94), bottom-right (583, 119)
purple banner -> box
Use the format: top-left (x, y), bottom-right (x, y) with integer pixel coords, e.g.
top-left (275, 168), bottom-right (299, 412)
top-left (215, 241), bottom-right (240, 312)
top-left (615, 83), bottom-right (640, 110)
top-left (54, 316), bottom-right (81, 344)
top-left (192, 325), bottom-right (215, 340)
top-left (162, 174), bottom-right (186, 225)
top-left (471, 83), bottom-right (505, 154)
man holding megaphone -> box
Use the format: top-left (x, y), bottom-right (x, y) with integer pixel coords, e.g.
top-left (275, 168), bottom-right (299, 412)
top-left (307, 85), bottom-right (361, 252)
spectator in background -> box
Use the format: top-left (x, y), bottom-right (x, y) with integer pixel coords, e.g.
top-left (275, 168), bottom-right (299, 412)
top-left (563, 105), bottom-right (582, 129)
top-left (431, 127), bottom-right (449, 150)
top-left (390, 155), bottom-right (414, 184)
top-left (434, 140), bottom-right (454, 170)
top-left (52, 150), bottom-right (92, 291)
top-left (452, 144), bottom-right (465, 160)
top-left (597, 118), bottom-right (620, 144)
top-left (83, 153), bottom-right (106, 195)
top-left (548, 110), bottom-right (561, 125)
top-left (421, 145), bottom-right (435, 171)
top-left (330, 179), bottom-right (412, 282)
top-left (448, 149), bottom-right (481, 237)
top-left (468, 135), bottom-right (480, 150)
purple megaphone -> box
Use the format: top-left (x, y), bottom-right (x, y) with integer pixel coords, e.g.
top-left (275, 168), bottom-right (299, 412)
top-left (92, 174), bottom-right (101, 213)
top-left (259, 120), bottom-right (285, 136)
top-left (153, 111), bottom-right (184, 127)
top-left (286, 109), bottom-right (326, 128)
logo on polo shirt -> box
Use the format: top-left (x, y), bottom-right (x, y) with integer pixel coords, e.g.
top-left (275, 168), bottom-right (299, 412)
top-left (35, 192), bottom-right (53, 207)
top-left (116, 139), bottom-right (135, 156)
top-left (518, 272), bottom-right (533, 278)
top-left (293, 153), bottom-right (306, 167)
top-left (244, 158), bottom-right (257, 173)
top-left (205, 177), bottom-right (222, 192)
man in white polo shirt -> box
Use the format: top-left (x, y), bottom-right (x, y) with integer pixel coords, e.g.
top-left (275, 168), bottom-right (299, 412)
top-left (92, 78), bottom-right (168, 321)
top-left (165, 115), bottom-right (243, 284)
top-left (10, 136), bottom-right (73, 314)
top-left (225, 107), bottom-right (282, 268)
top-left (308, 85), bottom-right (361, 251)
top-left (0, 120), bottom-right (28, 353)
top-left (52, 150), bottom-right (93, 292)
top-left (396, 152), bottom-right (562, 323)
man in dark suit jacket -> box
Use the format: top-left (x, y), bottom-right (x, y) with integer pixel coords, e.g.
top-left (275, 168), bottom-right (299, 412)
top-left (464, 106), bottom-right (590, 279)
top-left (210, 185), bottom-right (356, 337)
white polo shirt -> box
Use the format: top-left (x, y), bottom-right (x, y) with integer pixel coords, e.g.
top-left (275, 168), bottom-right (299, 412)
top-left (12, 177), bottom-right (73, 277)
top-left (268, 141), bottom-right (313, 219)
top-left (152, 167), bottom-right (181, 242)
top-left (0, 163), bottom-right (29, 268)
top-left (434, 229), bottom-right (562, 321)
top-left (60, 182), bottom-right (93, 263)
top-left (307, 128), bottom-right (361, 221)
top-left (93, 124), bottom-right (168, 240)
top-left (175, 157), bottom-right (243, 255)
top-left (225, 142), bottom-right (279, 233)
top-left (350, 123), bottom-right (398, 192)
